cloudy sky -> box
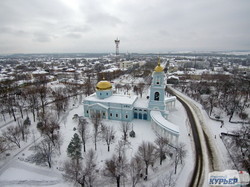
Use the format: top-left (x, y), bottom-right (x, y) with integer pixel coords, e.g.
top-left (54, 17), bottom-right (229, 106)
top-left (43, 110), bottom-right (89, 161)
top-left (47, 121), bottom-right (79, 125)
top-left (0, 0), bottom-right (249, 54)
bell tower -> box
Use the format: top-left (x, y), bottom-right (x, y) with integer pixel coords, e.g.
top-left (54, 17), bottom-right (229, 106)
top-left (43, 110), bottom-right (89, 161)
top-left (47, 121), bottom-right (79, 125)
top-left (148, 58), bottom-right (165, 111)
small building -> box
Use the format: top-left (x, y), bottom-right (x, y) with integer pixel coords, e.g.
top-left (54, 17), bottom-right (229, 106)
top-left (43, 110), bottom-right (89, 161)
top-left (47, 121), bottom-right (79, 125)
top-left (167, 75), bottom-right (179, 84)
top-left (119, 61), bottom-right (138, 70)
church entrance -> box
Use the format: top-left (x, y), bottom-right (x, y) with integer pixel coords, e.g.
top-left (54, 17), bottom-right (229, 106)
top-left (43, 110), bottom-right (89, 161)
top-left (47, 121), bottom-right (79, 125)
top-left (139, 113), bottom-right (142, 119)
top-left (134, 112), bottom-right (138, 119)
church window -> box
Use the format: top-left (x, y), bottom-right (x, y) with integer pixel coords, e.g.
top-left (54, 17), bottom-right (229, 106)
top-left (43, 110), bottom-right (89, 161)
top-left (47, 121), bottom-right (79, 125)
top-left (125, 115), bottom-right (128, 119)
top-left (86, 110), bottom-right (89, 114)
top-left (100, 93), bottom-right (102, 95)
top-left (154, 92), bottom-right (160, 101)
top-left (106, 93), bottom-right (108, 95)
top-left (110, 113), bottom-right (112, 117)
top-left (156, 81), bottom-right (159, 84)
top-left (116, 114), bottom-right (118, 117)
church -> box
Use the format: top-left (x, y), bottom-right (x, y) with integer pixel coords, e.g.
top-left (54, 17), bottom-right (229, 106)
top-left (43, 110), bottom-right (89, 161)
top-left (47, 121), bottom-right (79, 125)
top-left (83, 60), bottom-right (179, 145)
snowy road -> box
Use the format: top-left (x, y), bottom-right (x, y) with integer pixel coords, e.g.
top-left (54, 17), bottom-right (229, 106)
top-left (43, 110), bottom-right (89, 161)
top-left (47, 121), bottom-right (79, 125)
top-left (169, 87), bottom-right (222, 187)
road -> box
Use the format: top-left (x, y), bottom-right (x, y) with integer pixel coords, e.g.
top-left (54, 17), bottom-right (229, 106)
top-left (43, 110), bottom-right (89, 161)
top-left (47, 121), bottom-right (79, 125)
top-left (168, 87), bottom-right (221, 187)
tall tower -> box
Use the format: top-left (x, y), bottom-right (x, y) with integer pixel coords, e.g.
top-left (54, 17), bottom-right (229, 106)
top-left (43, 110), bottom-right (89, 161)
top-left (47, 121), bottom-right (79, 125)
top-left (114, 38), bottom-right (120, 63)
top-left (148, 58), bottom-right (166, 111)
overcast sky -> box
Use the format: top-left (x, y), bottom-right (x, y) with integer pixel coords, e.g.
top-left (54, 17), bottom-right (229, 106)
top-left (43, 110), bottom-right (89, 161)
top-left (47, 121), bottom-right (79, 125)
top-left (0, 0), bottom-right (249, 54)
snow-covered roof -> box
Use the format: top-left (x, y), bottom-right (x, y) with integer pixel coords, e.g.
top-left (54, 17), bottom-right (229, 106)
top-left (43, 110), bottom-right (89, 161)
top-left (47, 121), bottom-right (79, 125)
top-left (165, 96), bottom-right (176, 103)
top-left (134, 98), bottom-right (149, 108)
top-left (101, 67), bottom-right (119, 73)
top-left (168, 75), bottom-right (179, 80)
top-left (32, 70), bottom-right (48, 74)
top-left (84, 93), bottom-right (138, 105)
top-left (89, 103), bottom-right (109, 110)
top-left (65, 68), bottom-right (75, 72)
top-left (150, 110), bottom-right (179, 135)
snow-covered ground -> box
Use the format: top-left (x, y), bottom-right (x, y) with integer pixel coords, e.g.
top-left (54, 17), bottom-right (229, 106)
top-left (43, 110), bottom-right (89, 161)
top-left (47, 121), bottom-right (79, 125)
top-left (1, 79), bottom-right (245, 187)
top-left (0, 87), bottom-right (196, 186)
top-left (170, 86), bottom-right (243, 185)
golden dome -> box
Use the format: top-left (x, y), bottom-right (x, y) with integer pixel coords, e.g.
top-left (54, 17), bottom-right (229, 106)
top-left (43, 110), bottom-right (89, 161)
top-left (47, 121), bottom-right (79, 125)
top-left (154, 59), bottom-right (164, 72)
top-left (96, 80), bottom-right (112, 90)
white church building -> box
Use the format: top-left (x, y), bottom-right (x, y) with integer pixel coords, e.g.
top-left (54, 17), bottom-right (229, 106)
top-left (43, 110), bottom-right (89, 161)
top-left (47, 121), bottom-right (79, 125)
top-left (83, 59), bottom-right (179, 146)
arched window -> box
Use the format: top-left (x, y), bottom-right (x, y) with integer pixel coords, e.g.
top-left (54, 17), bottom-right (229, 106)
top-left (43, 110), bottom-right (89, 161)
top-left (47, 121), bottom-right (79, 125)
top-left (154, 92), bottom-right (160, 101)
top-left (143, 113), bottom-right (147, 120)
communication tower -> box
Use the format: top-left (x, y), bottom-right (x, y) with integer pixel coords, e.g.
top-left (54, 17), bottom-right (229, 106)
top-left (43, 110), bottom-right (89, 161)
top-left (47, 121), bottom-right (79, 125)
top-left (114, 38), bottom-right (120, 63)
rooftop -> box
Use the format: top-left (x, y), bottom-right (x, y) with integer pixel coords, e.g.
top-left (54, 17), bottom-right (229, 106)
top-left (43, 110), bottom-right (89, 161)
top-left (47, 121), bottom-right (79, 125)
top-left (84, 93), bottom-right (138, 105)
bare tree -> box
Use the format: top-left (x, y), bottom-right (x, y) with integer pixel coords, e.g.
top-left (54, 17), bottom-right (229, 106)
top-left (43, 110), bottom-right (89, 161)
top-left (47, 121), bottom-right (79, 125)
top-left (0, 98), bottom-right (7, 122)
top-left (90, 111), bottom-right (102, 151)
top-left (0, 80), bottom-right (16, 121)
top-left (0, 136), bottom-right (8, 154)
top-left (137, 82), bottom-right (145, 98)
top-left (37, 113), bottom-right (60, 147)
top-left (133, 85), bottom-right (139, 96)
top-left (17, 119), bottom-right (30, 142)
top-left (83, 149), bottom-right (98, 187)
top-left (174, 143), bottom-right (187, 174)
top-left (124, 84), bottom-right (131, 94)
top-left (64, 149), bottom-right (97, 187)
top-left (64, 159), bottom-right (84, 187)
top-left (208, 93), bottom-right (218, 116)
top-left (15, 93), bottom-right (26, 119)
top-left (103, 153), bottom-right (128, 187)
top-left (154, 136), bottom-right (169, 165)
top-left (136, 141), bottom-right (156, 179)
top-left (6, 93), bottom-right (17, 121)
top-left (115, 84), bottom-right (122, 93)
top-left (35, 76), bottom-right (50, 118)
top-left (2, 125), bottom-right (21, 148)
top-left (52, 87), bottom-right (69, 118)
top-left (129, 156), bottom-right (143, 187)
top-left (78, 117), bottom-right (89, 152)
top-left (120, 122), bottom-right (131, 142)
top-left (151, 170), bottom-right (175, 187)
top-left (84, 71), bottom-right (94, 96)
top-left (36, 138), bottom-right (54, 168)
top-left (103, 140), bottom-right (129, 187)
top-left (102, 125), bottom-right (115, 152)
top-left (25, 86), bottom-right (39, 122)
top-left (232, 124), bottom-right (250, 172)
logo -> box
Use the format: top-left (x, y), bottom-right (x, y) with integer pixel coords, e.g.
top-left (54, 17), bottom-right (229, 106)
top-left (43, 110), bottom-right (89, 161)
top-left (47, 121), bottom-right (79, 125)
top-left (208, 170), bottom-right (250, 186)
